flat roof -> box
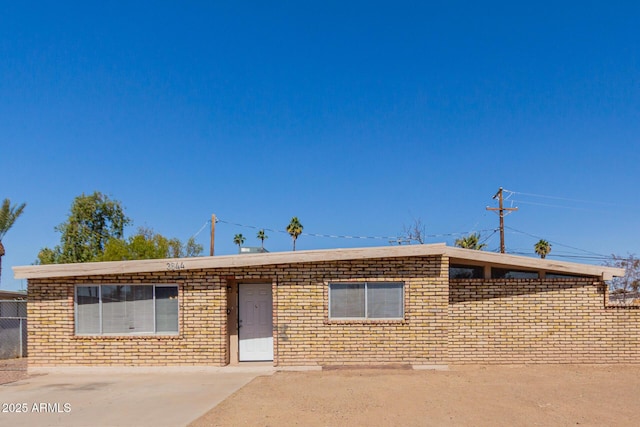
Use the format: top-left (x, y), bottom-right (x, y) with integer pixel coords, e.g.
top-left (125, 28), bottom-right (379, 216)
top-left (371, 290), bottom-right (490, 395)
top-left (13, 243), bottom-right (624, 280)
top-left (0, 290), bottom-right (27, 299)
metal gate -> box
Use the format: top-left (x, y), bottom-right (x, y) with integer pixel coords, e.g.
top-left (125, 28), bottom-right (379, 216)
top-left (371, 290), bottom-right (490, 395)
top-left (0, 301), bottom-right (27, 359)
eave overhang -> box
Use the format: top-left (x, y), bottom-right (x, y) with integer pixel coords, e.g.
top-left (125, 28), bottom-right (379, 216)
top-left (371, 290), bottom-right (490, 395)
top-left (13, 243), bottom-right (624, 281)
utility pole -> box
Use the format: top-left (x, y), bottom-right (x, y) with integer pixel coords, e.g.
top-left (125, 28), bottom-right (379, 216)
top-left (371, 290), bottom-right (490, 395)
top-left (210, 214), bottom-right (216, 256)
top-left (486, 188), bottom-right (518, 253)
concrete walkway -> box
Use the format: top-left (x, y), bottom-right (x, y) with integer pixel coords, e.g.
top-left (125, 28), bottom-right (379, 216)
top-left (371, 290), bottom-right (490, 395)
top-left (0, 366), bottom-right (275, 427)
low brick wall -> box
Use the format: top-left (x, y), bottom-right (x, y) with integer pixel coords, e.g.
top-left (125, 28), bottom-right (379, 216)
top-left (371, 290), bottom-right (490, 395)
top-left (448, 279), bottom-right (640, 363)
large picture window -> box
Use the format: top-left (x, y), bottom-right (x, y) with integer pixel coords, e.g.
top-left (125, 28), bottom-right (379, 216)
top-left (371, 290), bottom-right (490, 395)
top-left (329, 282), bottom-right (404, 319)
top-left (75, 285), bottom-right (178, 335)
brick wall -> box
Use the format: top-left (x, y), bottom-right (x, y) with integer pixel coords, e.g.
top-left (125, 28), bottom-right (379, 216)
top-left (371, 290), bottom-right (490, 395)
top-left (27, 256), bottom-right (447, 367)
top-left (27, 256), bottom-right (639, 367)
top-left (27, 271), bottom-right (228, 366)
top-left (210, 256), bottom-right (448, 366)
top-left (269, 257), bottom-right (448, 366)
top-left (449, 278), bottom-right (640, 363)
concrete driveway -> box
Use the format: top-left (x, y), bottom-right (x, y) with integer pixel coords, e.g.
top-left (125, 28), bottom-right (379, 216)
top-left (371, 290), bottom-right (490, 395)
top-left (0, 366), bottom-right (274, 427)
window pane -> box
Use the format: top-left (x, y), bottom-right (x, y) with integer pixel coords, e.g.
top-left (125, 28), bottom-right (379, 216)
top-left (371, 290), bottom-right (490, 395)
top-left (330, 284), bottom-right (365, 318)
top-left (102, 285), bottom-right (155, 334)
top-left (130, 286), bottom-right (154, 333)
top-left (76, 286), bottom-right (100, 334)
top-left (76, 284), bottom-right (177, 335)
top-left (450, 264), bottom-right (484, 279)
top-left (367, 283), bottom-right (403, 318)
top-left (491, 268), bottom-right (539, 279)
top-left (545, 273), bottom-right (584, 279)
top-left (102, 285), bottom-right (130, 334)
top-left (155, 286), bottom-right (178, 333)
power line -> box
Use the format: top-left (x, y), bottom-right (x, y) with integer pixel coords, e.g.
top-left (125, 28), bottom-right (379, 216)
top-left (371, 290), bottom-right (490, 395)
top-left (503, 189), bottom-right (619, 207)
top-left (507, 251), bottom-right (627, 263)
top-left (189, 221), bottom-right (210, 240)
top-left (215, 217), bottom-right (493, 242)
top-left (205, 216), bottom-right (629, 263)
top-left (478, 229), bottom-right (499, 246)
top-left (504, 226), bottom-right (608, 257)
top-left (509, 199), bottom-right (610, 213)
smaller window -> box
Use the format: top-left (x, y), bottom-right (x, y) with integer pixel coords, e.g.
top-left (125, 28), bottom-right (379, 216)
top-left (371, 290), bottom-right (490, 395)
top-left (329, 282), bottom-right (403, 320)
top-left (491, 268), bottom-right (539, 279)
top-left (450, 264), bottom-right (484, 279)
top-left (545, 273), bottom-right (585, 279)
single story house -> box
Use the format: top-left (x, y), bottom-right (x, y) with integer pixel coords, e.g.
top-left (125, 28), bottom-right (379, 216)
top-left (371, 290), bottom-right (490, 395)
top-left (12, 244), bottom-right (638, 367)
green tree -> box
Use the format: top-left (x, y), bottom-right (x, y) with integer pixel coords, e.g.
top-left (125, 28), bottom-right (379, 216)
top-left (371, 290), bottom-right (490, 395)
top-left (454, 232), bottom-right (487, 250)
top-left (233, 233), bottom-right (246, 253)
top-left (37, 192), bottom-right (130, 264)
top-left (36, 192), bottom-right (202, 264)
top-left (257, 229), bottom-right (268, 249)
top-left (100, 227), bottom-right (203, 261)
top-left (534, 239), bottom-right (552, 259)
top-left (0, 199), bottom-right (27, 284)
top-left (286, 217), bottom-right (303, 251)
top-left (183, 237), bottom-right (203, 257)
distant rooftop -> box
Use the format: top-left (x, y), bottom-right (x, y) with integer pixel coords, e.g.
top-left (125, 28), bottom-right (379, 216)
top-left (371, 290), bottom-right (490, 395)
top-left (0, 290), bottom-right (27, 300)
top-left (240, 246), bottom-right (269, 254)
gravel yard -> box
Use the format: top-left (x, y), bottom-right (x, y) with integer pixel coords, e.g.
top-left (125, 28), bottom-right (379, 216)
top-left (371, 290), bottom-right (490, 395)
top-left (0, 358), bottom-right (27, 385)
top-left (190, 364), bottom-right (640, 427)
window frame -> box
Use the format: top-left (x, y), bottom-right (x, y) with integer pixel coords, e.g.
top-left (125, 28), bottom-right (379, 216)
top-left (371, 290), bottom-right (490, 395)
top-left (74, 284), bottom-right (179, 336)
top-left (328, 281), bottom-right (405, 320)
top-left (449, 264), bottom-right (485, 279)
top-left (491, 268), bottom-right (539, 279)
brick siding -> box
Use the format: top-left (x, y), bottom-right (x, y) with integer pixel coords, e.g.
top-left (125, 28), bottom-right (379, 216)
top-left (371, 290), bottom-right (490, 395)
top-left (26, 255), bottom-right (639, 367)
top-left (27, 271), bottom-right (228, 366)
top-left (449, 278), bottom-right (640, 363)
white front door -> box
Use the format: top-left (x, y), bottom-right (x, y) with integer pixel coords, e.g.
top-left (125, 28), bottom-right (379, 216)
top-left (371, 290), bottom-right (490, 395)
top-left (239, 283), bottom-right (273, 361)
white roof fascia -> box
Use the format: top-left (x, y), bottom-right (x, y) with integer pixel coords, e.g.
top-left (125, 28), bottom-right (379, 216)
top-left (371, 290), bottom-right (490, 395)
top-left (13, 243), bottom-right (624, 280)
top-left (445, 246), bottom-right (624, 280)
top-left (13, 244), bottom-right (448, 279)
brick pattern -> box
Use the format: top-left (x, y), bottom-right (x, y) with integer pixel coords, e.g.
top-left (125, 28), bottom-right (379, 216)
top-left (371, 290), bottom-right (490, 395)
top-left (271, 257), bottom-right (448, 366)
top-left (27, 257), bottom-right (447, 367)
top-left (27, 271), bottom-right (228, 366)
top-left (449, 278), bottom-right (640, 363)
top-left (203, 256), bottom-right (448, 366)
top-left (27, 255), bottom-right (640, 367)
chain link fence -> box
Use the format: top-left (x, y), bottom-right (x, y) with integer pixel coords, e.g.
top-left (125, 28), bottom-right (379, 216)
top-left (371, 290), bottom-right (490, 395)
top-left (0, 301), bottom-right (27, 359)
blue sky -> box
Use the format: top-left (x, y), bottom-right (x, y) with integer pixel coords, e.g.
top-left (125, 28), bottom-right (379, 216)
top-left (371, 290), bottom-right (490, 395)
top-left (2, 1), bottom-right (639, 291)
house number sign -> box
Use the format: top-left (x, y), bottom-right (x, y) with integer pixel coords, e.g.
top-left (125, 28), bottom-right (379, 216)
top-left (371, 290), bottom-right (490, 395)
top-left (166, 262), bottom-right (186, 271)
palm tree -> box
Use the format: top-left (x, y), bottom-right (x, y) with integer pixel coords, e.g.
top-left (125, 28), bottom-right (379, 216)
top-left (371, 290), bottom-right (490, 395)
top-left (534, 239), bottom-right (551, 259)
top-left (257, 229), bottom-right (268, 250)
top-left (0, 199), bottom-right (27, 284)
top-left (233, 233), bottom-right (245, 253)
top-left (286, 217), bottom-right (303, 251)
top-left (454, 232), bottom-right (487, 250)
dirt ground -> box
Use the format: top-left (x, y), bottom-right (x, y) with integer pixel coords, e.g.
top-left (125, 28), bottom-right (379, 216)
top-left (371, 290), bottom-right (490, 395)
top-left (190, 365), bottom-right (640, 427)
top-left (0, 357), bottom-right (27, 385)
